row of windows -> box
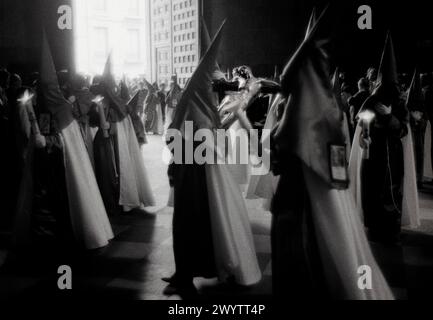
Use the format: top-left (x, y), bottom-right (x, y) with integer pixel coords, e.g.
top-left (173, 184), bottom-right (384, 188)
top-left (152, 28), bottom-right (197, 42)
top-left (173, 32), bottom-right (196, 42)
top-left (173, 21), bottom-right (196, 31)
top-left (153, 4), bottom-right (170, 15)
top-left (152, 0), bottom-right (196, 16)
top-left (153, 20), bottom-right (196, 33)
top-left (178, 78), bottom-right (189, 85)
top-left (174, 66), bottom-right (196, 74)
top-left (173, 0), bottom-right (195, 11)
top-left (174, 44), bottom-right (196, 53)
top-left (154, 32), bottom-right (170, 41)
top-left (173, 10), bottom-right (196, 21)
top-left (174, 55), bottom-right (196, 63)
top-left (154, 19), bottom-right (168, 29)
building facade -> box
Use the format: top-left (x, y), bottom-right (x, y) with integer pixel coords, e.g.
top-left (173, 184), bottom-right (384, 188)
top-left (150, 0), bottom-right (200, 87)
top-left (74, 0), bottom-right (151, 78)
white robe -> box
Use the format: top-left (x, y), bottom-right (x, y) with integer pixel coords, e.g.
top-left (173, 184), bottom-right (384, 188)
top-left (62, 120), bottom-right (114, 249)
top-left (167, 133), bottom-right (262, 285)
top-left (226, 119), bottom-right (250, 187)
top-left (303, 167), bottom-right (394, 300)
top-left (116, 116), bottom-right (156, 210)
top-left (349, 124), bottom-right (420, 229)
top-left (205, 163), bottom-right (262, 286)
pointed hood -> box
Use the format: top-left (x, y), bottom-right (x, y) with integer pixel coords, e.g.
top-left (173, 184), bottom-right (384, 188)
top-left (120, 77), bottom-right (130, 103)
top-left (274, 6), bottom-right (346, 188)
top-left (39, 30), bottom-right (74, 130)
top-left (371, 32), bottom-right (400, 106)
top-left (143, 78), bottom-right (156, 96)
top-left (273, 65), bottom-right (280, 83)
top-left (169, 21), bottom-right (226, 134)
top-left (102, 54), bottom-right (117, 90)
top-left (200, 15), bottom-right (212, 58)
top-left (305, 7), bottom-right (317, 40)
top-left (200, 15), bottom-right (221, 71)
top-left (406, 69), bottom-right (424, 112)
top-left (100, 54), bottom-right (127, 117)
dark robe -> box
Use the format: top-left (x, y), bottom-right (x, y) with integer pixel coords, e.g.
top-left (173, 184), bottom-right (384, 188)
top-left (0, 87), bottom-right (12, 231)
top-left (157, 90), bottom-right (167, 123)
top-left (90, 101), bottom-right (121, 216)
top-left (166, 84), bottom-right (182, 121)
top-left (71, 88), bottom-right (96, 168)
top-left (144, 91), bottom-right (160, 134)
top-left (13, 105), bottom-right (73, 248)
top-left (125, 90), bottom-right (148, 146)
top-left (270, 142), bottom-right (326, 300)
top-left (361, 96), bottom-right (408, 242)
top-left (168, 140), bottom-right (216, 282)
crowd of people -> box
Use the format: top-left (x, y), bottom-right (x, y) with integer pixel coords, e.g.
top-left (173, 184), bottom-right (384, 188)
top-left (1, 7), bottom-right (432, 300)
top-left (0, 36), bottom-right (183, 249)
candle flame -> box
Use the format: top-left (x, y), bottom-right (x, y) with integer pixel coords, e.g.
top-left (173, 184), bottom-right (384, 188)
top-left (92, 95), bottom-right (104, 104)
top-left (358, 110), bottom-right (375, 123)
top-left (17, 90), bottom-right (34, 105)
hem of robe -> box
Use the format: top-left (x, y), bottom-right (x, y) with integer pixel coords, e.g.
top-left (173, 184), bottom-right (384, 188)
top-left (303, 166), bottom-right (395, 300)
top-left (205, 164), bottom-right (262, 286)
top-left (172, 163), bottom-right (217, 280)
top-left (349, 124), bottom-right (420, 229)
top-left (62, 121), bottom-right (114, 249)
top-left (116, 116), bottom-right (156, 209)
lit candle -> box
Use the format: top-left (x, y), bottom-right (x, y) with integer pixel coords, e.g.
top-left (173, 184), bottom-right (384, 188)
top-left (17, 90), bottom-right (41, 136)
top-left (358, 110), bottom-right (376, 160)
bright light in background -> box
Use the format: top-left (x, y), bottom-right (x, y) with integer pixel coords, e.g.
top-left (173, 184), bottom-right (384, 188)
top-left (73, 0), bottom-right (151, 78)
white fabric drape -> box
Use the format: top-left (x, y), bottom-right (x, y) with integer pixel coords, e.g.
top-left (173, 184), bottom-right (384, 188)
top-left (205, 164), bottom-right (262, 286)
top-left (116, 116), bottom-right (156, 209)
top-left (303, 166), bottom-right (395, 300)
top-left (226, 120), bottom-right (250, 187)
top-left (62, 120), bottom-right (114, 249)
top-left (155, 104), bottom-right (164, 135)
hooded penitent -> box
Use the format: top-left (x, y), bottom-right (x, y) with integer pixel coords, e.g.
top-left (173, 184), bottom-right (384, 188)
top-left (272, 6), bottom-right (394, 299)
top-left (15, 31), bottom-right (113, 250)
top-left (349, 33), bottom-right (420, 230)
top-left (142, 78), bottom-right (163, 134)
top-left (124, 79), bottom-right (147, 145)
top-left (246, 8), bottom-right (319, 207)
top-left (168, 21), bottom-right (261, 286)
top-left (93, 55), bottom-right (155, 214)
top-left (406, 69), bottom-right (427, 181)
